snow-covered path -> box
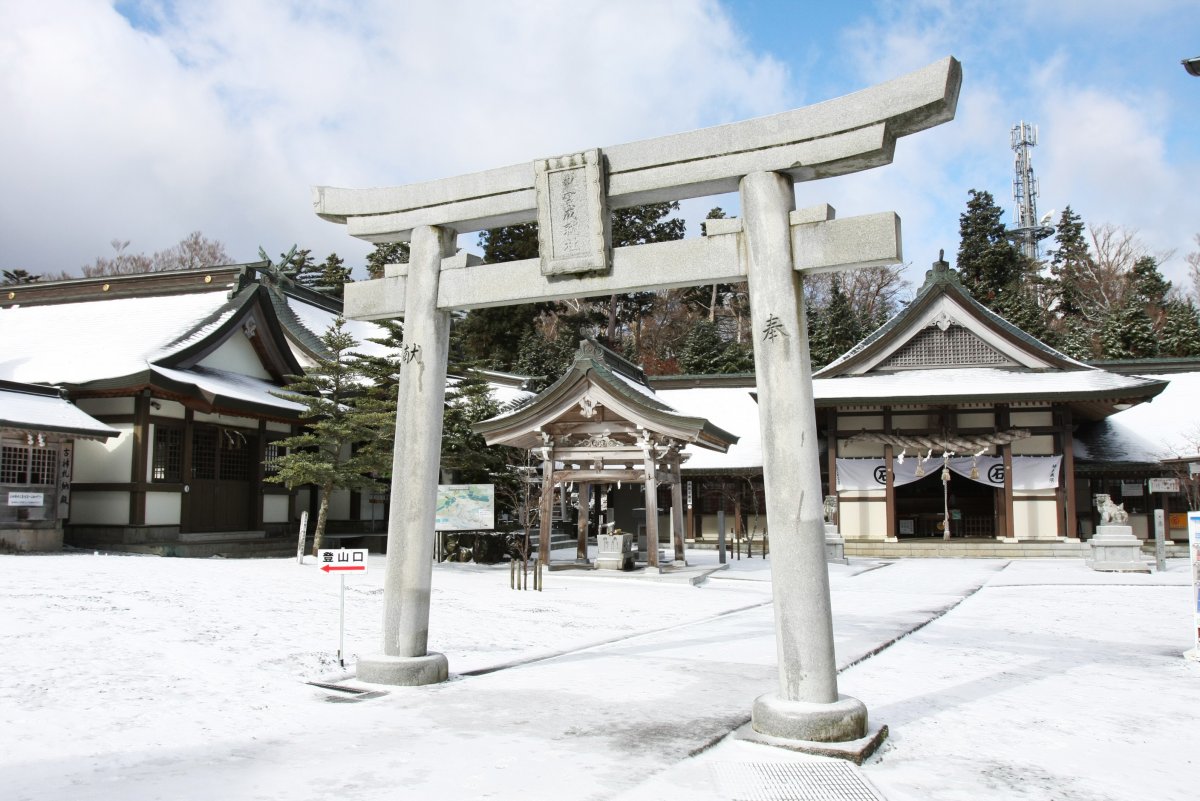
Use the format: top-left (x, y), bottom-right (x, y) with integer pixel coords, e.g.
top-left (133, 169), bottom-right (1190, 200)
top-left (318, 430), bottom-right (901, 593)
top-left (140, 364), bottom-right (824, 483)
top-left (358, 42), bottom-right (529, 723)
top-left (0, 553), bottom-right (1194, 800)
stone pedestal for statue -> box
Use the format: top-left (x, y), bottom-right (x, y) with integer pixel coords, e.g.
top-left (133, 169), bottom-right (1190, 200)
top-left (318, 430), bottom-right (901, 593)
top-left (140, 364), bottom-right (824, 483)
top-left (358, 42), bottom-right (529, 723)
top-left (1088, 525), bottom-right (1150, 573)
top-left (596, 532), bottom-right (634, 571)
top-left (825, 523), bottom-right (847, 565)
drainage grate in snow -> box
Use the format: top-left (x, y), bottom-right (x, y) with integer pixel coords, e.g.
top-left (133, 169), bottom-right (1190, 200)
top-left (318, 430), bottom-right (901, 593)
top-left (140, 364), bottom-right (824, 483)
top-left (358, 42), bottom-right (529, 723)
top-left (709, 762), bottom-right (886, 801)
top-left (305, 681), bottom-right (388, 703)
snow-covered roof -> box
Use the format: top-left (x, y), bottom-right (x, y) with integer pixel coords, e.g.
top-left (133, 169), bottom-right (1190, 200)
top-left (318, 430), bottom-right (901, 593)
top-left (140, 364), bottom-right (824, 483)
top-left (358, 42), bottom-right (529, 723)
top-left (658, 386), bottom-right (762, 472)
top-left (476, 340), bottom-right (737, 452)
top-left (284, 295), bottom-right (396, 360)
top-left (661, 369), bottom-right (1184, 473)
top-left (150, 365), bottom-right (305, 415)
top-left (0, 292), bottom-right (233, 385)
top-left (0, 266), bottom-right (378, 419)
top-left (0, 382), bottom-right (119, 440)
top-left (812, 367), bottom-right (1163, 405)
top-left (1080, 372), bottom-right (1200, 461)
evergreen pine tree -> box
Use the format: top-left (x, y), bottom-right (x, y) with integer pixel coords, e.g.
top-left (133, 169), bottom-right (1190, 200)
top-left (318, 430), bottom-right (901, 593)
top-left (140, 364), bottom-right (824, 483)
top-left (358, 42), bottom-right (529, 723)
top-left (1127, 254), bottom-right (1172, 339)
top-left (956, 189), bottom-right (1021, 301)
top-left (956, 189), bottom-right (1049, 338)
top-left (806, 300), bottom-right (833, 369)
top-left (1, 269), bottom-right (40, 285)
top-left (822, 278), bottom-right (864, 361)
top-left (281, 248), bottom-right (320, 289)
top-left (1047, 206), bottom-right (1092, 317)
top-left (441, 371), bottom-right (504, 483)
top-left (1159, 299), bottom-right (1200, 357)
top-left (678, 320), bottom-right (727, 374)
top-left (353, 319), bottom-right (404, 468)
top-left (1098, 300), bottom-right (1157, 359)
top-left (513, 329), bottom-right (575, 393)
top-left (454, 223), bottom-right (548, 370)
top-left (365, 242), bottom-right (410, 280)
top-left (313, 252), bottom-right (352, 297)
top-left (268, 319), bottom-right (393, 554)
top-left (1058, 322), bottom-right (1097, 361)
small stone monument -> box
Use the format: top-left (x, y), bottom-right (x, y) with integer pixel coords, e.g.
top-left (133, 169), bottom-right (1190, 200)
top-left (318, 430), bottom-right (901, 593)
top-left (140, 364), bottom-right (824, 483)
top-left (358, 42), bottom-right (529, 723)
top-left (824, 495), bottom-right (847, 564)
top-left (1088, 494), bottom-right (1149, 573)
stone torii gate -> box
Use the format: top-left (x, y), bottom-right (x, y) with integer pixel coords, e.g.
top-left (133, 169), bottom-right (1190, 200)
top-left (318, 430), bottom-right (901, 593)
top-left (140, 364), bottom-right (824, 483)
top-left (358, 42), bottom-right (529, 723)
top-left (317, 57), bottom-right (960, 749)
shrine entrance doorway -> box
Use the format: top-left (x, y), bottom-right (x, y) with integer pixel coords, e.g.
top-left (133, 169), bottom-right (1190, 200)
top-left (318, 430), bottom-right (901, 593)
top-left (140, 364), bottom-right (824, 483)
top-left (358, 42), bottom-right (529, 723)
top-left (894, 471), bottom-right (997, 539)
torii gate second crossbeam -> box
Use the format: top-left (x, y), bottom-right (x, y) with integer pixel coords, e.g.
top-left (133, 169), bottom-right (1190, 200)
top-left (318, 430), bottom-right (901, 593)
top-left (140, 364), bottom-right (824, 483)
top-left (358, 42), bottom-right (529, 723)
top-left (317, 56), bottom-right (960, 753)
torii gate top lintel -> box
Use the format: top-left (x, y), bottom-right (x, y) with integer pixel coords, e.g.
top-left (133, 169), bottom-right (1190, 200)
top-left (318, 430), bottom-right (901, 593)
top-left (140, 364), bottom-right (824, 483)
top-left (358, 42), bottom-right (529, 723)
top-left (331, 57), bottom-right (959, 320)
top-left (314, 57), bottom-right (960, 245)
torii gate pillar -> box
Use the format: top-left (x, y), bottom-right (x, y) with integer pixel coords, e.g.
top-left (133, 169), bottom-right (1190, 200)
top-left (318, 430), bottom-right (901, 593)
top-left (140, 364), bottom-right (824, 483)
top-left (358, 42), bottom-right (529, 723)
top-left (741, 172), bottom-right (867, 742)
top-left (356, 224), bottom-right (454, 686)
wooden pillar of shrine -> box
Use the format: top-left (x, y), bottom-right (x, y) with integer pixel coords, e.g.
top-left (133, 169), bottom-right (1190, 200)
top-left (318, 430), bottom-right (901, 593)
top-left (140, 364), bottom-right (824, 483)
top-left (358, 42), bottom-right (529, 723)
top-left (576, 482), bottom-right (591, 563)
top-left (643, 453), bottom-right (660, 569)
top-left (670, 458), bottom-right (686, 564)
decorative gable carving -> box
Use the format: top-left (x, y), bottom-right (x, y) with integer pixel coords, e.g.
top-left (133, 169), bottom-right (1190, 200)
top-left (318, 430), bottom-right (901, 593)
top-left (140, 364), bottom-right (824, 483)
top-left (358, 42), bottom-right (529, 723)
top-left (877, 323), bottom-right (1015, 370)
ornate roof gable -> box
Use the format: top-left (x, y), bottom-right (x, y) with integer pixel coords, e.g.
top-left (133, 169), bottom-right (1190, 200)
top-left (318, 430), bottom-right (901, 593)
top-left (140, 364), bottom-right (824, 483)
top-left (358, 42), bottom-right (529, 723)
top-left (816, 253), bottom-right (1085, 377)
top-left (474, 338), bottom-right (737, 452)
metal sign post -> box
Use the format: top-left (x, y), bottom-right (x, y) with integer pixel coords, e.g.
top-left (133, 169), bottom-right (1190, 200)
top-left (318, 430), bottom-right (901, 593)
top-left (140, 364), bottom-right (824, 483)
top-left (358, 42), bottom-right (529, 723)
top-left (318, 548), bottom-right (369, 667)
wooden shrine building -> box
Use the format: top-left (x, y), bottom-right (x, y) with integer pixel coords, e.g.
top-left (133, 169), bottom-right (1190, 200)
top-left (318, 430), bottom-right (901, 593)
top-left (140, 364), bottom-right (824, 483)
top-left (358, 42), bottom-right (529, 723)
top-left (475, 340), bottom-right (737, 568)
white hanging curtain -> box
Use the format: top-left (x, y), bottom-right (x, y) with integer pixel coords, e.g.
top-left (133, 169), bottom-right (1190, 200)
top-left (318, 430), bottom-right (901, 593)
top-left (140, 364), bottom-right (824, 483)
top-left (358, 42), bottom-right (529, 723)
top-left (836, 457), bottom-right (928, 490)
top-left (946, 455), bottom-right (1061, 489)
top-left (837, 454), bottom-right (1061, 491)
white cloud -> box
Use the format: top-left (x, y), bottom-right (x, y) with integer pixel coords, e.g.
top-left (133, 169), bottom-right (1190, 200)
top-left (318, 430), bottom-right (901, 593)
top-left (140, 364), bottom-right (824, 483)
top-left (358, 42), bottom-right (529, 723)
top-left (1, 0), bottom-right (790, 276)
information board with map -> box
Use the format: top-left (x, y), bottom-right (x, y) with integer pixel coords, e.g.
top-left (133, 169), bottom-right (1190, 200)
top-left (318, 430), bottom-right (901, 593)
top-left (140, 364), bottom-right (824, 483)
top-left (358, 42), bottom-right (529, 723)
top-left (435, 484), bottom-right (494, 531)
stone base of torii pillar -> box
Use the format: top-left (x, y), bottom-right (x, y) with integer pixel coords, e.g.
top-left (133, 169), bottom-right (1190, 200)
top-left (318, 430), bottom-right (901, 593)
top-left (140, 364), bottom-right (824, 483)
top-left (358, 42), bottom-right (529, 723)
top-left (357, 653), bottom-right (449, 686)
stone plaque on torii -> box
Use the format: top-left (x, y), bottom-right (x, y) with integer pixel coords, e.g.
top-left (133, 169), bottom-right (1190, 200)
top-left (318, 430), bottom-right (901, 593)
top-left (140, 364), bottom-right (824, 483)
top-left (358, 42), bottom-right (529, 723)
top-left (315, 57), bottom-right (960, 752)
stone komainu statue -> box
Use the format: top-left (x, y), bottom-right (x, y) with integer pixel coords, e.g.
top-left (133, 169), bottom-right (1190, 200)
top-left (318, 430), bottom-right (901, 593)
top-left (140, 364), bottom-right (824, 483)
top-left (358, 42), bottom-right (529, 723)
top-left (823, 495), bottom-right (838, 525)
top-left (1094, 494), bottom-right (1129, 525)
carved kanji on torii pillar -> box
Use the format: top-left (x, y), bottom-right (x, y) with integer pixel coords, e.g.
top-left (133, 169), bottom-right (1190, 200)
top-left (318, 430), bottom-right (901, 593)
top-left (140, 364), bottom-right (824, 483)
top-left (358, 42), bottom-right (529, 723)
top-left (315, 56), bottom-right (960, 753)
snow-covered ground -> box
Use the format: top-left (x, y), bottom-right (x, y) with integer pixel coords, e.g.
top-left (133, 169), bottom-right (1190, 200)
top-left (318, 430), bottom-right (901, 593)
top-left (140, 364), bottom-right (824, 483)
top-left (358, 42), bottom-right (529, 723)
top-left (0, 550), bottom-right (1195, 800)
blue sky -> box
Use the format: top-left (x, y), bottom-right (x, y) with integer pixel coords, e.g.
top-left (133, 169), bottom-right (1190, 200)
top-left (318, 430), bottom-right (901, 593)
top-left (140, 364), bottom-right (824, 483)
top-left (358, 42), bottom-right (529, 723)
top-left (2, 0), bottom-right (1197, 292)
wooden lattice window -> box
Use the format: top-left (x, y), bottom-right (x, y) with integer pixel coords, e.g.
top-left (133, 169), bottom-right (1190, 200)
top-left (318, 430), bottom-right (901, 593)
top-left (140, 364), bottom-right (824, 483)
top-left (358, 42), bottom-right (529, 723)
top-left (152, 426), bottom-right (183, 482)
top-left (1, 439), bottom-right (58, 486)
top-left (192, 428), bottom-right (217, 480)
top-left (2, 443), bottom-right (28, 484)
top-left (220, 431), bottom-right (252, 481)
top-left (29, 447), bottom-right (57, 485)
top-left (264, 441), bottom-right (286, 476)
top-left (880, 324), bottom-right (1012, 370)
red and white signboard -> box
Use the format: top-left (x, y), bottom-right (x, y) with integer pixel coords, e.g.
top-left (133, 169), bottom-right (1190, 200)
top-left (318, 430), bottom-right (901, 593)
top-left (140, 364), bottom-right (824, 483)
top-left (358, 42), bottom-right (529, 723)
top-left (317, 548), bottom-right (369, 574)
top-left (318, 548), bottom-right (369, 668)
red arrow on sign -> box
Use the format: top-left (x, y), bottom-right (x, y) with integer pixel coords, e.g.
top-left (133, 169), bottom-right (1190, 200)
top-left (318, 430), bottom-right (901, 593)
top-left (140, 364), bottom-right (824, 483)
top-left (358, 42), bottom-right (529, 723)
top-left (321, 564), bottom-right (366, 573)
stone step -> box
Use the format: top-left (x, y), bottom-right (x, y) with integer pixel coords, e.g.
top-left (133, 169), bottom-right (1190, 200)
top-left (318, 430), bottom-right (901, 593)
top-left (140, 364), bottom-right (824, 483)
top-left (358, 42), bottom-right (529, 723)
top-left (95, 538), bottom-right (297, 559)
top-left (178, 530), bottom-right (267, 543)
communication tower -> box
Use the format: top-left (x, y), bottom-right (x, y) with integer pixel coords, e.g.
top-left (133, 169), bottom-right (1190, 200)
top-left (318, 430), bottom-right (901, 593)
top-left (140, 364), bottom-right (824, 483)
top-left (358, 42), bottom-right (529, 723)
top-left (1006, 121), bottom-right (1055, 260)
